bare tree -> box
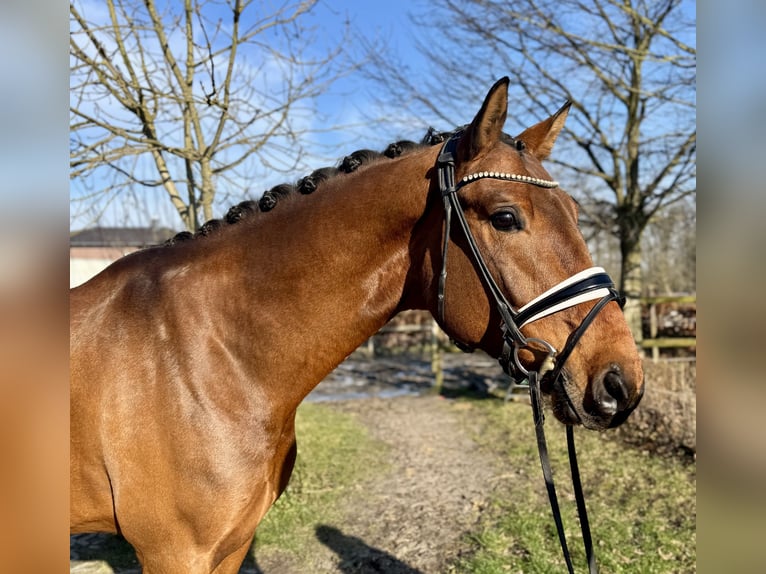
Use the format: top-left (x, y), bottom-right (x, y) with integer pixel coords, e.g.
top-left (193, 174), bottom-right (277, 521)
top-left (70, 0), bottom-right (353, 232)
top-left (361, 0), bottom-right (696, 341)
top-left (642, 197), bottom-right (696, 295)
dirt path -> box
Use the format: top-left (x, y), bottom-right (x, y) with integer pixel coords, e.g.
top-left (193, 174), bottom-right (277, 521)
top-left (255, 395), bottom-right (497, 574)
top-left (70, 355), bottom-right (507, 573)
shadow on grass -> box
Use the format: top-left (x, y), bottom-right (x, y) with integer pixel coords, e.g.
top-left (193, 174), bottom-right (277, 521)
top-left (70, 534), bottom-right (139, 571)
top-left (69, 533), bottom-right (264, 573)
top-left (315, 525), bottom-right (424, 574)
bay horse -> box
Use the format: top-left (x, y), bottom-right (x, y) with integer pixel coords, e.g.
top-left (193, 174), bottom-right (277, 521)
top-left (70, 78), bottom-right (644, 572)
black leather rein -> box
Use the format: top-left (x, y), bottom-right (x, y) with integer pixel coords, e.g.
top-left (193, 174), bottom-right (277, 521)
top-left (435, 131), bottom-right (625, 574)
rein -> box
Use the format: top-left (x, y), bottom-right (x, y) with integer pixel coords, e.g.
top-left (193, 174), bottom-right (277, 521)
top-left (436, 131), bottom-right (624, 573)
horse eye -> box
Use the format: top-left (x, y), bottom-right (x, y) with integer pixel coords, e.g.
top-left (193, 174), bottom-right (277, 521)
top-left (491, 209), bottom-right (521, 231)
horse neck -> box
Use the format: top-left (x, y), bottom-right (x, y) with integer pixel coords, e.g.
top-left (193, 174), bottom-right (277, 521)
top-left (202, 153), bottom-right (434, 403)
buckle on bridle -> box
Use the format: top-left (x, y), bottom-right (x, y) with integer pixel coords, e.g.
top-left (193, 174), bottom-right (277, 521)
top-left (500, 326), bottom-right (558, 387)
top-left (512, 337), bottom-right (558, 378)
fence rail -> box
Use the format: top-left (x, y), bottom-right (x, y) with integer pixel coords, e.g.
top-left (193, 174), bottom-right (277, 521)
top-left (641, 294), bottom-right (696, 361)
top-left (362, 294), bottom-right (696, 382)
top-left (640, 338), bottom-right (696, 349)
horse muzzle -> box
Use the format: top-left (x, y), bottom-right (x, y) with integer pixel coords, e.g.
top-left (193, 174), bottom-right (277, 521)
top-left (548, 365), bottom-right (644, 430)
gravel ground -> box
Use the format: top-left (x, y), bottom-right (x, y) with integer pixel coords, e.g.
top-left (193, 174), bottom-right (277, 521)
top-left (70, 353), bottom-right (515, 573)
top-left (256, 395), bottom-right (498, 574)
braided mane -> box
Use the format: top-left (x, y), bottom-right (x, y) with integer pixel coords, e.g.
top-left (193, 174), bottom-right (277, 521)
top-left (164, 126), bottom-right (516, 246)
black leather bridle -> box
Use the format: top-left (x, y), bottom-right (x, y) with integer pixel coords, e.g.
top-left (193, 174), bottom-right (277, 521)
top-left (436, 130), bottom-right (625, 573)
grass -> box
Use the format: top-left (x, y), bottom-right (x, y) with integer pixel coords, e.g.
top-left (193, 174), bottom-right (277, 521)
top-left (247, 396), bottom-right (696, 573)
top-left (450, 399), bottom-right (696, 573)
top-left (252, 402), bottom-right (388, 561)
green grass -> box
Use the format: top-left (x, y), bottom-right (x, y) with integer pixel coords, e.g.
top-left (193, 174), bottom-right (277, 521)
top-left (252, 402), bottom-right (388, 558)
top-left (247, 398), bottom-right (695, 573)
top-left (451, 399), bottom-right (696, 573)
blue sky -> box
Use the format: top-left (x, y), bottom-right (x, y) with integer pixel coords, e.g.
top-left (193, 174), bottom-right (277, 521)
top-left (70, 0), bottom-right (696, 231)
top-left (281, 1), bottom-right (432, 148)
top-left (70, 0), bottom-right (433, 230)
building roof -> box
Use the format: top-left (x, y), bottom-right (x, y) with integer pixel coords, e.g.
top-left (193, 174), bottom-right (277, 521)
top-left (70, 225), bottom-right (177, 248)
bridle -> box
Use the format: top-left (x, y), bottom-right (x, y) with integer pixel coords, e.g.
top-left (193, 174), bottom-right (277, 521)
top-left (436, 129), bottom-right (623, 383)
top-left (436, 130), bottom-right (624, 573)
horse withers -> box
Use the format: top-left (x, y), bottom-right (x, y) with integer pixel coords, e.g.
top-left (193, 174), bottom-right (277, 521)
top-left (70, 78), bottom-right (643, 572)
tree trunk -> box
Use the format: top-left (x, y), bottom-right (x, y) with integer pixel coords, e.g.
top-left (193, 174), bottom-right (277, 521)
top-left (620, 235), bottom-right (644, 346)
top-left (200, 158), bottom-right (214, 224)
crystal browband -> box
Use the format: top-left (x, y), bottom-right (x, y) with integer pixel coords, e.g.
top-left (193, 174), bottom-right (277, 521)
top-left (458, 171), bottom-right (560, 189)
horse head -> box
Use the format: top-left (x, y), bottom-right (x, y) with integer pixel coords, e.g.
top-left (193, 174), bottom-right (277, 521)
top-left (413, 78), bottom-right (644, 430)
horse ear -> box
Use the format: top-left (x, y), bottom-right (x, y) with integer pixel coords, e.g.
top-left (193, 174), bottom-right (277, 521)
top-left (515, 101), bottom-right (571, 160)
top-left (458, 77), bottom-right (510, 163)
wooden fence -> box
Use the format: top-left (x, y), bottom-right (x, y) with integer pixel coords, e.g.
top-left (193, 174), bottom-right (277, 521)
top-left (361, 294), bottom-right (696, 386)
top-left (360, 320), bottom-right (447, 390)
top-left (640, 295), bottom-right (696, 361)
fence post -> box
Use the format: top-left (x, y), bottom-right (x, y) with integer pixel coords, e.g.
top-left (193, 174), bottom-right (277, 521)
top-left (649, 301), bottom-right (659, 363)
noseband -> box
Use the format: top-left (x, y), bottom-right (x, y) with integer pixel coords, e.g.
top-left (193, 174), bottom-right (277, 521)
top-left (436, 131), bottom-right (624, 573)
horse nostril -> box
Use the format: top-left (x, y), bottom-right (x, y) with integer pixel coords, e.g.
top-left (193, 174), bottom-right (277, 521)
top-left (602, 370), bottom-right (630, 409)
top-left (591, 369), bottom-right (629, 417)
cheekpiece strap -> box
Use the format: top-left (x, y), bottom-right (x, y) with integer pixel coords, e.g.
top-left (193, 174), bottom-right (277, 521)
top-left (437, 129), bottom-right (462, 196)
